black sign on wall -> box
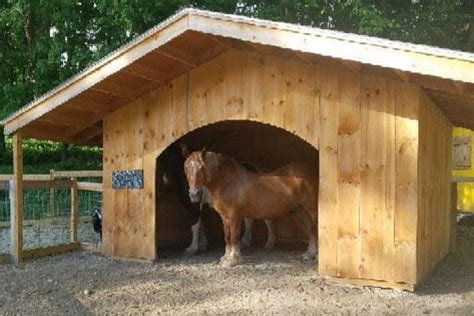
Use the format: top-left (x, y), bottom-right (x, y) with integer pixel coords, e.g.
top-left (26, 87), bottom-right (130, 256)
top-left (112, 169), bottom-right (144, 189)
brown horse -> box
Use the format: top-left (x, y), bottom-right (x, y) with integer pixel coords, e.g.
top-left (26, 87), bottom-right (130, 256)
top-left (184, 149), bottom-right (318, 267)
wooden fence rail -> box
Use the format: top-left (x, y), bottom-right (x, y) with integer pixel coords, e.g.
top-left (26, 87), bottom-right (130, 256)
top-left (77, 182), bottom-right (103, 192)
top-left (0, 171), bottom-right (102, 263)
top-left (0, 170), bottom-right (102, 182)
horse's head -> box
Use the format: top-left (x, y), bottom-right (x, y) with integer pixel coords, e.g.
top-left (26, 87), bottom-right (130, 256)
top-left (184, 148), bottom-right (208, 203)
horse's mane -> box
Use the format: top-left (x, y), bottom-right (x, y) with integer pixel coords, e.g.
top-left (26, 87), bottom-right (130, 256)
top-left (204, 152), bottom-right (249, 180)
top-left (215, 153), bottom-right (249, 172)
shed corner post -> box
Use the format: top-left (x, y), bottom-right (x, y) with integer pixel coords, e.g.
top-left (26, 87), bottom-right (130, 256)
top-left (10, 131), bottom-right (24, 264)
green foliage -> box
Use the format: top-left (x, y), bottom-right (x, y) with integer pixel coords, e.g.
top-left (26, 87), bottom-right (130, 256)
top-left (0, 0), bottom-right (472, 172)
top-left (236, 1), bottom-right (473, 51)
top-left (0, 138), bottom-right (102, 174)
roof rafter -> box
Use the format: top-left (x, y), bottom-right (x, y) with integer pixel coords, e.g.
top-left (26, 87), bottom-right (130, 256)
top-left (71, 125), bottom-right (103, 144)
top-left (151, 49), bottom-right (197, 68)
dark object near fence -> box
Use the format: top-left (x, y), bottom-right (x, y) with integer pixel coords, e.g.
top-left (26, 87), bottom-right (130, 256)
top-left (92, 208), bottom-right (102, 240)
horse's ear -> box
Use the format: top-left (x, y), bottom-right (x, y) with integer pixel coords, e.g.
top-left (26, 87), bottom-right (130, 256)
top-left (180, 142), bottom-right (190, 158)
top-left (201, 146), bottom-right (207, 155)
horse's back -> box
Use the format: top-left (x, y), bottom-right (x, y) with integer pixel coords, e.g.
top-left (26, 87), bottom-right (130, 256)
top-left (217, 162), bottom-right (316, 219)
top-left (262, 163), bottom-right (317, 186)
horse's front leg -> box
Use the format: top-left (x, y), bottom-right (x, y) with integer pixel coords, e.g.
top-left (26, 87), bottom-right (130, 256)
top-left (185, 219), bottom-right (201, 256)
top-left (240, 218), bottom-right (253, 248)
top-left (264, 220), bottom-right (276, 249)
top-left (220, 219), bottom-right (231, 264)
top-left (222, 217), bottom-right (242, 268)
top-left (299, 208), bottom-right (317, 261)
top-left (303, 232), bottom-right (317, 261)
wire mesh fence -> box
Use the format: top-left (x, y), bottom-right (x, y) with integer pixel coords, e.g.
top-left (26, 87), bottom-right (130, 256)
top-left (0, 183), bottom-right (10, 255)
top-left (22, 187), bottom-right (71, 250)
top-left (46, 175), bottom-right (102, 245)
top-left (0, 172), bottom-right (103, 260)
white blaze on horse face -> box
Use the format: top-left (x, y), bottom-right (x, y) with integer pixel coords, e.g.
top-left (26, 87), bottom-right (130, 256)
top-left (188, 160), bottom-right (199, 192)
top-left (187, 159), bottom-right (205, 203)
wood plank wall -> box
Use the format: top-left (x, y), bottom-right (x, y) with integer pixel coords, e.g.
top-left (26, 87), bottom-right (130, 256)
top-left (102, 48), bottom-right (453, 288)
top-left (103, 49), bottom-right (320, 259)
top-left (417, 91), bottom-right (453, 283)
top-left (319, 68), bottom-right (423, 287)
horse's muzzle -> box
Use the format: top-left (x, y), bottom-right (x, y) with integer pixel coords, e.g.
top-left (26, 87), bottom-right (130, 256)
top-left (189, 189), bottom-right (202, 203)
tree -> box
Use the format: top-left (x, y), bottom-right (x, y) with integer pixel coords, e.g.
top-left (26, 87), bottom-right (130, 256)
top-left (0, 0), bottom-right (472, 165)
top-left (237, 1), bottom-right (473, 52)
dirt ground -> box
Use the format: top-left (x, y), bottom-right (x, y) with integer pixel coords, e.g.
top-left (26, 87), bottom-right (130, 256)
top-left (0, 225), bottom-right (473, 315)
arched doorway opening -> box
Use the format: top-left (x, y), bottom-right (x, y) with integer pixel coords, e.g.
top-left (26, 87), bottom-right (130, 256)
top-left (155, 120), bottom-right (319, 257)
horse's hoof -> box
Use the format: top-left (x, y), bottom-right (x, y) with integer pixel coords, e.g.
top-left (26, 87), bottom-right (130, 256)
top-left (302, 252), bottom-right (316, 261)
top-left (184, 247), bottom-right (198, 256)
top-left (220, 260), bottom-right (232, 268)
top-left (220, 255), bottom-right (228, 264)
top-left (221, 256), bottom-right (240, 268)
top-left (265, 241), bottom-right (275, 250)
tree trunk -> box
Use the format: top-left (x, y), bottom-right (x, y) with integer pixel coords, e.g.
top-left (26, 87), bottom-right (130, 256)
top-left (0, 126), bottom-right (6, 162)
top-left (61, 143), bottom-right (70, 161)
top-left (465, 22), bottom-right (474, 52)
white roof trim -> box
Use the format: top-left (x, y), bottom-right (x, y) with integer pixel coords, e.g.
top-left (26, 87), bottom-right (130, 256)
top-left (195, 9), bottom-right (474, 62)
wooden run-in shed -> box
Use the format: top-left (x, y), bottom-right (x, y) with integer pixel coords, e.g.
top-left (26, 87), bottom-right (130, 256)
top-left (2, 9), bottom-right (474, 291)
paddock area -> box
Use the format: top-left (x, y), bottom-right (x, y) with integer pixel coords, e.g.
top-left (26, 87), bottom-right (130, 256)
top-left (0, 223), bottom-right (472, 315)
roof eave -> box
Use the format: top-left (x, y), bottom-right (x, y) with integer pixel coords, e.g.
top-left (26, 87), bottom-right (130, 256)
top-left (2, 9), bottom-right (193, 135)
top-left (3, 8), bottom-right (474, 136)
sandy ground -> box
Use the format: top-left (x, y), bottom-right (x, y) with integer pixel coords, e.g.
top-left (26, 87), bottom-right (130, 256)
top-left (0, 224), bottom-right (473, 315)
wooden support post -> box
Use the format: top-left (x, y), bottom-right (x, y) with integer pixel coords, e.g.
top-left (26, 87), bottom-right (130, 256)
top-left (49, 169), bottom-right (55, 217)
top-left (70, 177), bottom-right (78, 243)
top-left (8, 180), bottom-right (15, 260)
top-left (11, 132), bottom-right (23, 263)
top-left (450, 182), bottom-right (458, 253)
